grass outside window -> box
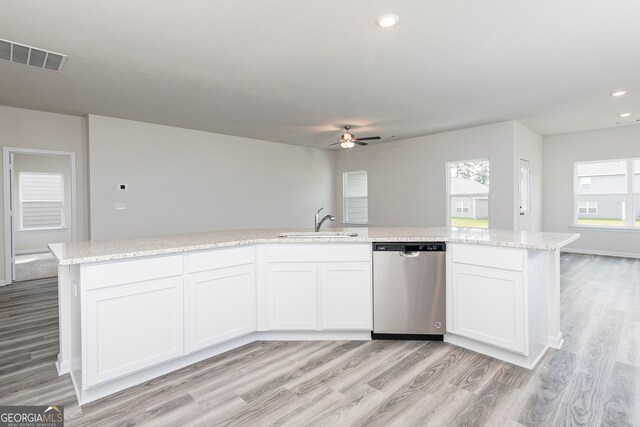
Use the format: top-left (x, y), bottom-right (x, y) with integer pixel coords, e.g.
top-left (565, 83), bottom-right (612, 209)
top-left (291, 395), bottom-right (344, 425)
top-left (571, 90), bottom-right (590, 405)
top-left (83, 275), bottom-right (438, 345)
top-left (451, 217), bottom-right (488, 228)
top-left (577, 218), bottom-right (640, 227)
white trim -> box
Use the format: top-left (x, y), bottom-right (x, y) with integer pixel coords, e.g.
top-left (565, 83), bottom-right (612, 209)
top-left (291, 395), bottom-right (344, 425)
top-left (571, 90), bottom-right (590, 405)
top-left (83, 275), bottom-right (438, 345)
top-left (574, 158), bottom-right (638, 228)
top-left (445, 333), bottom-right (548, 370)
top-left (569, 224), bottom-right (640, 232)
top-left (0, 279), bottom-right (6, 287)
top-left (17, 226), bottom-right (69, 233)
top-left (561, 247), bottom-right (640, 259)
top-left (16, 248), bottom-right (51, 255)
top-left (343, 170), bottom-right (368, 225)
top-left (3, 147), bottom-right (77, 285)
top-left (70, 330), bottom-right (370, 405)
top-left (548, 332), bottom-right (564, 350)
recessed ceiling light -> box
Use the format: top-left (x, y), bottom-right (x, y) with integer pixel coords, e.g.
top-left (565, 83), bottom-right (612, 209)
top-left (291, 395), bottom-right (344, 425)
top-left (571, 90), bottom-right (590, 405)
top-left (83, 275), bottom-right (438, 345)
top-left (611, 90), bottom-right (627, 97)
top-left (619, 112), bottom-right (632, 118)
top-left (377, 14), bottom-right (399, 28)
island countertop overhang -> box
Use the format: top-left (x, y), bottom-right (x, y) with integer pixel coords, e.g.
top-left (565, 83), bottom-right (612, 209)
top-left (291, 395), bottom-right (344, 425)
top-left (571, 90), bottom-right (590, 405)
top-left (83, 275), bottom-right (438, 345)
top-left (48, 227), bottom-right (580, 265)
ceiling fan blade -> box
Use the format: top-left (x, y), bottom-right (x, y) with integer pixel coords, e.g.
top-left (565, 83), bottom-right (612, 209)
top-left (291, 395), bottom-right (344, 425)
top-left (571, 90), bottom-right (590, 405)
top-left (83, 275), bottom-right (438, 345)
top-left (354, 141), bottom-right (368, 146)
top-left (328, 142), bottom-right (340, 146)
top-left (353, 136), bottom-right (381, 141)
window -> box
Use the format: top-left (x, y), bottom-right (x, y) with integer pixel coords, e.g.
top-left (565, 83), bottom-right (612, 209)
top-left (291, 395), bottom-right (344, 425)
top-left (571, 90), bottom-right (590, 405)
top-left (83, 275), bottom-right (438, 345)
top-left (578, 202), bottom-right (597, 214)
top-left (19, 172), bottom-right (64, 230)
top-left (455, 202), bottom-right (469, 213)
top-left (574, 159), bottom-right (639, 228)
top-left (447, 159), bottom-right (489, 228)
top-left (343, 171), bottom-right (368, 224)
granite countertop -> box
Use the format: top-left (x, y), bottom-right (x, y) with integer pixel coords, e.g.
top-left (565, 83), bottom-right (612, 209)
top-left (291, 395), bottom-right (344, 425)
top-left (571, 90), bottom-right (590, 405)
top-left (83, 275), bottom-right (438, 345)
top-left (48, 227), bottom-right (580, 265)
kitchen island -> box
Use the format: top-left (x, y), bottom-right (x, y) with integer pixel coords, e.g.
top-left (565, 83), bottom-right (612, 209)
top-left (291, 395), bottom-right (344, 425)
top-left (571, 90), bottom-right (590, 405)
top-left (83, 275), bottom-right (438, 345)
top-left (50, 227), bottom-right (579, 405)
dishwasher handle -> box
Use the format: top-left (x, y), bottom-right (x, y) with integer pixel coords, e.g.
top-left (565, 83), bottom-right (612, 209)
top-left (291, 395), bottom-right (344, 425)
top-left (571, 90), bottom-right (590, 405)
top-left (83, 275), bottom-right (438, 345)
top-left (399, 251), bottom-right (420, 258)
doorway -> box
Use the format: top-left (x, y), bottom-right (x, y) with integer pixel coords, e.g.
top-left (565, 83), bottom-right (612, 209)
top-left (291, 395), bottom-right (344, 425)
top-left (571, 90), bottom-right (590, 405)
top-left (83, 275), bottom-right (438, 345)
top-left (3, 148), bottom-right (76, 284)
top-left (518, 158), bottom-right (532, 233)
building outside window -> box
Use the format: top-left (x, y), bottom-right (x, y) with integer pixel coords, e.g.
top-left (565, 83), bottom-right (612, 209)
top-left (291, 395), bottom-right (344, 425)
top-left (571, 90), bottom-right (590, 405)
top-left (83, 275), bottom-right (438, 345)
top-left (343, 171), bottom-right (368, 224)
top-left (447, 159), bottom-right (489, 228)
top-left (575, 159), bottom-right (639, 227)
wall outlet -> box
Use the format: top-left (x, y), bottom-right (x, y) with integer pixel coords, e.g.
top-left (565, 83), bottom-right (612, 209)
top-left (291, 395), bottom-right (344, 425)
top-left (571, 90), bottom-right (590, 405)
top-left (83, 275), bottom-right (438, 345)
top-left (115, 202), bottom-right (127, 210)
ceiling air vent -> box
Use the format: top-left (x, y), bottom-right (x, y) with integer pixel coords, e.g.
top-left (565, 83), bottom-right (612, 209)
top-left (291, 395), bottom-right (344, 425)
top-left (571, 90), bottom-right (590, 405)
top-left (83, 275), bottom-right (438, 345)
top-left (0, 38), bottom-right (67, 71)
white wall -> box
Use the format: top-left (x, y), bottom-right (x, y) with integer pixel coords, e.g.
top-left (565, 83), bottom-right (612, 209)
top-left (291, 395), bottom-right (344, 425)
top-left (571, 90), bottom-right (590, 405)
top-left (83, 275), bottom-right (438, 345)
top-left (544, 125), bottom-right (640, 256)
top-left (335, 121), bottom-right (516, 229)
top-left (13, 153), bottom-right (73, 253)
top-left (88, 115), bottom-right (335, 240)
top-left (514, 122), bottom-right (544, 232)
top-left (0, 106), bottom-right (88, 283)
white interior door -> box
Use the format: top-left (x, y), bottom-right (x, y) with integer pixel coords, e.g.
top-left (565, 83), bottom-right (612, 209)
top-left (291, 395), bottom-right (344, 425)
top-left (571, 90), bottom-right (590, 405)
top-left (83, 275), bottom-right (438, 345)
top-left (518, 159), bottom-right (531, 232)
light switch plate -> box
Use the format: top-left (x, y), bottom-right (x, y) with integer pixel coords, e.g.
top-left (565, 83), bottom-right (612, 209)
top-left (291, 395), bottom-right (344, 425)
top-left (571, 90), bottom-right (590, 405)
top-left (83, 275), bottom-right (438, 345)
top-left (115, 202), bottom-right (127, 210)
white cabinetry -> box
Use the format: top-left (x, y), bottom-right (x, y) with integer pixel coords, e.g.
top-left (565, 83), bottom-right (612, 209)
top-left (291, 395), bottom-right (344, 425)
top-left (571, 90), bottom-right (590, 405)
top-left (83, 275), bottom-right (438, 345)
top-left (320, 262), bottom-right (371, 330)
top-left (446, 243), bottom-right (550, 368)
top-left (449, 263), bottom-right (525, 353)
top-left (84, 256), bottom-right (184, 387)
top-left (263, 244), bottom-right (372, 331)
top-left (186, 247), bottom-right (256, 351)
top-left (267, 263), bottom-right (318, 329)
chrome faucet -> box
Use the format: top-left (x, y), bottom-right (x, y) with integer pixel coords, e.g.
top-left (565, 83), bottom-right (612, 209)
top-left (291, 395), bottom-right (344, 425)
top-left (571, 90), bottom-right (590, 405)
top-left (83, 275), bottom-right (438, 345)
top-left (314, 208), bottom-right (335, 232)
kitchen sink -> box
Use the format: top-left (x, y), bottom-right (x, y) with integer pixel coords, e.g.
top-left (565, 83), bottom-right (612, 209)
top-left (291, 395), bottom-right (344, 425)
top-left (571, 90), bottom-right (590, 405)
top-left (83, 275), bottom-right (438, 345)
top-left (278, 231), bottom-right (358, 238)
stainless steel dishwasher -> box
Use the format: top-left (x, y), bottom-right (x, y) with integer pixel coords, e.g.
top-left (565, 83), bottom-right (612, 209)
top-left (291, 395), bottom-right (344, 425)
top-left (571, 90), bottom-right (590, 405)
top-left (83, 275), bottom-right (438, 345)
top-left (372, 242), bottom-right (446, 340)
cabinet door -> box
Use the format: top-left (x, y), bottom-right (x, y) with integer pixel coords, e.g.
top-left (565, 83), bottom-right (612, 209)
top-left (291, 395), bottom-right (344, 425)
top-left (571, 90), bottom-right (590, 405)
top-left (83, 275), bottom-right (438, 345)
top-left (450, 263), bottom-right (527, 354)
top-left (320, 262), bottom-right (372, 330)
top-left (267, 263), bottom-right (318, 330)
top-left (187, 264), bottom-right (256, 352)
top-left (85, 277), bottom-right (184, 387)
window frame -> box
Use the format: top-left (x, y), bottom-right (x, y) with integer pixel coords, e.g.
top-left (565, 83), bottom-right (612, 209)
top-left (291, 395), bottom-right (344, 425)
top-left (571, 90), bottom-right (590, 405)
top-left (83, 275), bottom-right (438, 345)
top-left (573, 158), bottom-right (639, 230)
top-left (455, 201), bottom-right (470, 213)
top-left (446, 158), bottom-right (490, 228)
top-left (18, 171), bottom-right (66, 231)
top-left (342, 170), bottom-right (368, 225)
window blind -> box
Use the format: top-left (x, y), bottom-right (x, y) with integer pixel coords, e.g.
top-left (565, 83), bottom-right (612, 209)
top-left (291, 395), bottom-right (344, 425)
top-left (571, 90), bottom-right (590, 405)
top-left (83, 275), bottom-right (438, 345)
top-left (344, 171), bottom-right (368, 224)
top-left (19, 173), bottom-right (64, 229)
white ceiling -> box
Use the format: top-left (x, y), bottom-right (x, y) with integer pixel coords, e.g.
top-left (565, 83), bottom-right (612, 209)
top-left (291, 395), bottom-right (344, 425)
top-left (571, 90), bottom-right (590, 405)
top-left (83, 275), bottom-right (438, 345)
top-left (1, 0), bottom-right (640, 148)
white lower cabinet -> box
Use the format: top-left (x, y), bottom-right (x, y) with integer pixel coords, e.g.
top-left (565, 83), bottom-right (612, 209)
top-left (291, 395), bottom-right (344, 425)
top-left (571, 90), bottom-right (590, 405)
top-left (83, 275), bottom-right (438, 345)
top-left (187, 264), bottom-right (256, 351)
top-left (320, 262), bottom-right (372, 330)
top-left (264, 245), bottom-right (373, 332)
top-left (447, 244), bottom-right (527, 355)
top-left (267, 263), bottom-right (318, 330)
top-left (450, 263), bottom-right (525, 353)
top-left (85, 276), bottom-right (184, 387)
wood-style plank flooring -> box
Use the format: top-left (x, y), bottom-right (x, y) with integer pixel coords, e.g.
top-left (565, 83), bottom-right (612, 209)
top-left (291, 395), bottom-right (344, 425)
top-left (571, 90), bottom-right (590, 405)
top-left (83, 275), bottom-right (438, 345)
top-left (0, 253), bottom-right (639, 426)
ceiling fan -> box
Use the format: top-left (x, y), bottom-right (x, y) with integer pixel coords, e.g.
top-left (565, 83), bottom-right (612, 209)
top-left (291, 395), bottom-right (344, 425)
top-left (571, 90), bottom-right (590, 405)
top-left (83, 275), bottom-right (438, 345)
top-left (329, 125), bottom-right (381, 148)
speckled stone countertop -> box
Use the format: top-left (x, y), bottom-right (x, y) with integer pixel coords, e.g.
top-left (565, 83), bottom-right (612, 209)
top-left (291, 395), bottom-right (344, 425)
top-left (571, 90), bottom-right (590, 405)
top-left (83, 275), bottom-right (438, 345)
top-left (49, 227), bottom-right (580, 265)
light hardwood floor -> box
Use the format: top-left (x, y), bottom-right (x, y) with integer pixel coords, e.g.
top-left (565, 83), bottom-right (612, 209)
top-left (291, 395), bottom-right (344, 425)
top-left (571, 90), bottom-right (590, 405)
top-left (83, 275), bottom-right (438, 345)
top-left (0, 253), bottom-right (638, 426)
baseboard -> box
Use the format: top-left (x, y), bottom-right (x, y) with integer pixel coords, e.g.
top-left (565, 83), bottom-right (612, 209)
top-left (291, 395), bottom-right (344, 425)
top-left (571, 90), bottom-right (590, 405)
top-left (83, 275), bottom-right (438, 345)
top-left (0, 280), bottom-right (6, 287)
top-left (561, 248), bottom-right (640, 259)
top-left (56, 354), bottom-right (70, 375)
top-left (16, 249), bottom-right (50, 255)
top-left (548, 332), bottom-right (564, 350)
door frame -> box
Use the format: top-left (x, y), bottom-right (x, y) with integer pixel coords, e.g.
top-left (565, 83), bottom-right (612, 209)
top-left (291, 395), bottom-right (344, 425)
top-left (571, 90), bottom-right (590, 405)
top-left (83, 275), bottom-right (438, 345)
top-left (2, 147), bottom-right (77, 285)
top-left (517, 157), bottom-right (532, 233)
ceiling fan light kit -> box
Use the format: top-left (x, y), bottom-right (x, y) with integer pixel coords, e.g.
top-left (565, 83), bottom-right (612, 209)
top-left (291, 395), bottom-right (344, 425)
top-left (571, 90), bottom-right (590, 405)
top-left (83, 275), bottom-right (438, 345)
top-left (330, 125), bottom-right (382, 149)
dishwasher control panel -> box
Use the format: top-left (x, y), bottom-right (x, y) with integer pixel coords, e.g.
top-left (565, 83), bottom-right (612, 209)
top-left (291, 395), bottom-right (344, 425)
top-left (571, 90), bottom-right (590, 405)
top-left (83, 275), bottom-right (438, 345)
top-left (373, 242), bottom-right (446, 252)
